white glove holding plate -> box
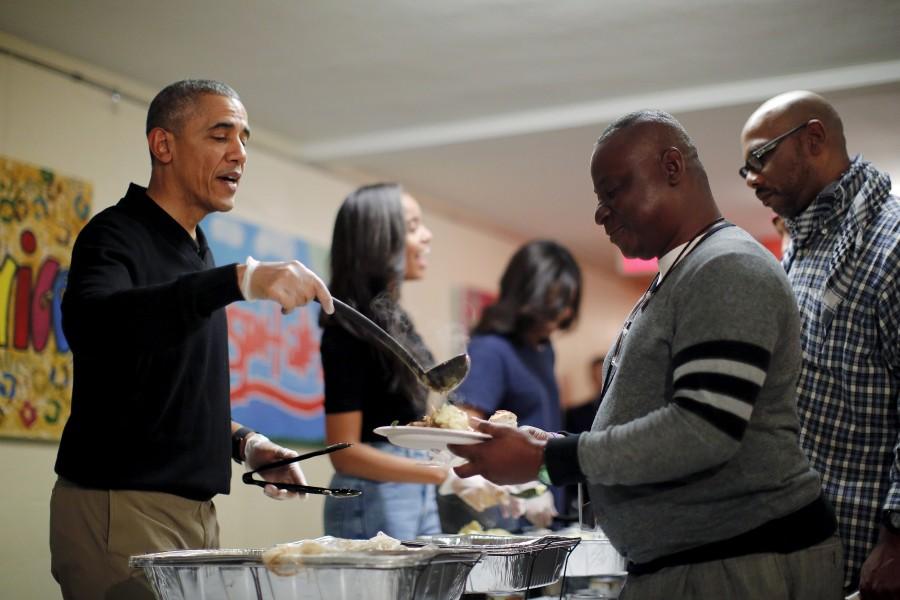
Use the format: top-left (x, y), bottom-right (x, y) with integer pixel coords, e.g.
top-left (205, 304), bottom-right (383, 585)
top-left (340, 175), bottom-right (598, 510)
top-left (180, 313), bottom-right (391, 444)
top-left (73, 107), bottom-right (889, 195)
top-left (440, 471), bottom-right (526, 517)
top-left (522, 490), bottom-right (557, 528)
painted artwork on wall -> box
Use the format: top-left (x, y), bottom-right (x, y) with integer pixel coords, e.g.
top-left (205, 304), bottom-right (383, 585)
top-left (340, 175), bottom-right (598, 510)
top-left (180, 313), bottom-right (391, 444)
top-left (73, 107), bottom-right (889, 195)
top-left (204, 213), bottom-right (329, 445)
top-left (0, 156), bottom-right (91, 440)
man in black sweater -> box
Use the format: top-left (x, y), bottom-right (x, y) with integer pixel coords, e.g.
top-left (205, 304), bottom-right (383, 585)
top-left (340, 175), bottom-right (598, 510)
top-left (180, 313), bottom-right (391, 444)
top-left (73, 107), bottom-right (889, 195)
top-left (49, 80), bottom-right (334, 600)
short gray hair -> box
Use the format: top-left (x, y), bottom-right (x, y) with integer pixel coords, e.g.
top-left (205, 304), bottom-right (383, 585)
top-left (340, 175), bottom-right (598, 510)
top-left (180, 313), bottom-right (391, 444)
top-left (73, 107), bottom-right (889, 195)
top-left (597, 109), bottom-right (699, 162)
top-left (146, 79), bottom-right (240, 135)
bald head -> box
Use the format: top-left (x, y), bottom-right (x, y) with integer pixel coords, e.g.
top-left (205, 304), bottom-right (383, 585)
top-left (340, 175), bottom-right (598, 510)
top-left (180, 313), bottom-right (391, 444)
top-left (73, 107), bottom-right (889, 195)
top-left (742, 91), bottom-right (846, 154)
top-left (740, 91), bottom-right (851, 218)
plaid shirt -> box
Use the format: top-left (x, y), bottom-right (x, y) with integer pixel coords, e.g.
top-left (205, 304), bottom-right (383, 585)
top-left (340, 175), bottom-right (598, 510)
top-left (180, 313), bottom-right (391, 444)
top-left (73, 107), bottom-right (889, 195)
top-left (783, 157), bottom-right (900, 588)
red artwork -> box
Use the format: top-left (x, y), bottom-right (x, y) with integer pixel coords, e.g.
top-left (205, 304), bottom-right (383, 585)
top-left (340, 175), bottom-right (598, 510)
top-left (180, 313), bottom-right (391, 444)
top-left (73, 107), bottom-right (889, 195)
top-left (227, 304), bottom-right (324, 417)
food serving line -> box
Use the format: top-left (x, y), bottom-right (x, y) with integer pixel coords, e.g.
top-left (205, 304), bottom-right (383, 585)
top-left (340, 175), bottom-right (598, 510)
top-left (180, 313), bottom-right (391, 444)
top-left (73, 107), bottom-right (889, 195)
top-left (133, 448), bottom-right (624, 600)
top-left (130, 418), bottom-right (627, 599)
top-left (130, 530), bottom-right (625, 599)
top-left (130, 436), bottom-right (626, 599)
top-left (129, 301), bottom-right (626, 599)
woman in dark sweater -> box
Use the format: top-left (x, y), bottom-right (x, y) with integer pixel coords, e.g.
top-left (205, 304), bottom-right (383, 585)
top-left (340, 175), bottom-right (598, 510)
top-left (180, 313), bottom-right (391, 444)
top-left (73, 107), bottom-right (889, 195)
top-left (441, 240), bottom-right (582, 532)
top-left (319, 183), bottom-right (445, 540)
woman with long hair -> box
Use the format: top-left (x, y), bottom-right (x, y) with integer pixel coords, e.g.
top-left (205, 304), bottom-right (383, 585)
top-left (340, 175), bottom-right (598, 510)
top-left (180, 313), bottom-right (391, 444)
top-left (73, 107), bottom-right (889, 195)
top-left (319, 183), bottom-right (445, 540)
top-left (441, 239), bottom-right (582, 532)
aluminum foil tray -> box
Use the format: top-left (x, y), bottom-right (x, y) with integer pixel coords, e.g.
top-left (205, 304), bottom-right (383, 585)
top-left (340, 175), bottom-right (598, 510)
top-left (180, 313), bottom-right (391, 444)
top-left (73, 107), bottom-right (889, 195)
top-left (562, 537), bottom-right (626, 577)
top-left (413, 534), bottom-right (580, 594)
top-left (130, 547), bottom-right (480, 600)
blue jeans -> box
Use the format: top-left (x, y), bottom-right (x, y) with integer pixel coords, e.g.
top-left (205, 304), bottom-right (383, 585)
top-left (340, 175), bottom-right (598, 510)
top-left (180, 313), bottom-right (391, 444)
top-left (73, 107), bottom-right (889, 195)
top-left (323, 443), bottom-right (441, 540)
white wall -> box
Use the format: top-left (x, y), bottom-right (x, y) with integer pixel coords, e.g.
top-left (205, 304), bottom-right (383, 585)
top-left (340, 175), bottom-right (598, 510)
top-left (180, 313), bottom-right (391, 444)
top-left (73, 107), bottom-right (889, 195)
top-left (0, 35), bottom-right (636, 598)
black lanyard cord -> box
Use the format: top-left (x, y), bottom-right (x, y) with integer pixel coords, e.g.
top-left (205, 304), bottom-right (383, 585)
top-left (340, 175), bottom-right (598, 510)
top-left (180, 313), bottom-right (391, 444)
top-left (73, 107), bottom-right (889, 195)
top-left (598, 218), bottom-right (734, 402)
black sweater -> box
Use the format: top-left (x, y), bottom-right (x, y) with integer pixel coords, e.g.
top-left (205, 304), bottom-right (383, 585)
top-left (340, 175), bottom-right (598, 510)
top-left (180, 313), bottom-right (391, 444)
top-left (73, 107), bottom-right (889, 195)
top-left (55, 184), bottom-right (243, 500)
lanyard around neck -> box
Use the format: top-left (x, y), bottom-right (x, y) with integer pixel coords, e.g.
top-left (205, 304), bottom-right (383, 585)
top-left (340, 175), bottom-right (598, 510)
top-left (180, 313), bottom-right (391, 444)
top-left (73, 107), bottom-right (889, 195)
top-left (598, 218), bottom-right (732, 403)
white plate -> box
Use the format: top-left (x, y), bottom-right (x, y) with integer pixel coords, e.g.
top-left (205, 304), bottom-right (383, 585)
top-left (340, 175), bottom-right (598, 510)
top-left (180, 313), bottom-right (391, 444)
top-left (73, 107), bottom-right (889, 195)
top-left (373, 425), bottom-right (490, 451)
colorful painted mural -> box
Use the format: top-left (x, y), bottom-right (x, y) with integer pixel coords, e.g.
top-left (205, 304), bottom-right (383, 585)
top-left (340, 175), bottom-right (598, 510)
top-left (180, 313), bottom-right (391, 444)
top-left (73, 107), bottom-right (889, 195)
top-left (204, 213), bottom-right (329, 444)
top-left (0, 156), bottom-right (91, 440)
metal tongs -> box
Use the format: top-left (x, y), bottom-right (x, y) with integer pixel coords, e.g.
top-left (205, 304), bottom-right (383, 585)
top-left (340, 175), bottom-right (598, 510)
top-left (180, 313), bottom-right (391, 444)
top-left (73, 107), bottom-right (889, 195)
top-left (242, 442), bottom-right (361, 497)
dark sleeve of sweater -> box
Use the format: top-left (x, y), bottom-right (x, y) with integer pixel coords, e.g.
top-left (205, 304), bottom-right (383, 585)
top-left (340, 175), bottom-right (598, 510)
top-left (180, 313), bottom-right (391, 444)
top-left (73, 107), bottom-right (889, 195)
top-left (62, 214), bottom-right (243, 354)
top-left (544, 434), bottom-right (585, 485)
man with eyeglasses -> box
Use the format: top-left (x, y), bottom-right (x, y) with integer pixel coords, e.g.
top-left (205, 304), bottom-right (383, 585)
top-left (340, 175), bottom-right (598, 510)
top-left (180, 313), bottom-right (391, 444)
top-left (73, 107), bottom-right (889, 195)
top-left (741, 90), bottom-right (900, 598)
top-left (451, 110), bottom-right (843, 600)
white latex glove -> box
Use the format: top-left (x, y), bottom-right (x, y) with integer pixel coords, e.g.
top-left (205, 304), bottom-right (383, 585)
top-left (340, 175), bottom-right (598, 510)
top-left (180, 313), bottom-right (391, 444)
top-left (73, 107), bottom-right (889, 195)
top-left (523, 491), bottom-right (557, 529)
top-left (440, 471), bottom-right (509, 512)
top-left (498, 492), bottom-right (526, 519)
top-left (244, 433), bottom-right (308, 501)
top-left (240, 256), bottom-right (334, 315)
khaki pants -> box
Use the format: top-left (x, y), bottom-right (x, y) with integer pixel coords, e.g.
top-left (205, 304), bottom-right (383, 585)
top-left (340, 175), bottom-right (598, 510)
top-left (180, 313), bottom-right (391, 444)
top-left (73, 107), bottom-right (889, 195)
top-left (50, 477), bottom-right (219, 600)
top-left (620, 535), bottom-right (844, 600)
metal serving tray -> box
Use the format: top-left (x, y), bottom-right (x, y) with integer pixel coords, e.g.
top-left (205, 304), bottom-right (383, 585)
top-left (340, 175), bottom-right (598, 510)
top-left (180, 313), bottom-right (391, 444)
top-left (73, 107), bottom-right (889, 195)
top-left (413, 534), bottom-right (580, 594)
top-left (130, 546), bottom-right (480, 600)
top-left (562, 536), bottom-right (626, 578)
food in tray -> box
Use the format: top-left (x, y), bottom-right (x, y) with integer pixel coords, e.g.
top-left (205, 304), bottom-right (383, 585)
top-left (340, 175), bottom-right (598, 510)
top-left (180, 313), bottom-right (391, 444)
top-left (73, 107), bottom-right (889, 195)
top-left (408, 404), bottom-right (518, 432)
top-left (457, 520), bottom-right (513, 536)
top-left (263, 532), bottom-right (408, 576)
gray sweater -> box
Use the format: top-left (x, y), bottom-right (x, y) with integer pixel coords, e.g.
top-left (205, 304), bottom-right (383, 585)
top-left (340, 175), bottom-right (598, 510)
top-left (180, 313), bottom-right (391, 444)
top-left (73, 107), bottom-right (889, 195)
top-left (546, 226), bottom-right (823, 564)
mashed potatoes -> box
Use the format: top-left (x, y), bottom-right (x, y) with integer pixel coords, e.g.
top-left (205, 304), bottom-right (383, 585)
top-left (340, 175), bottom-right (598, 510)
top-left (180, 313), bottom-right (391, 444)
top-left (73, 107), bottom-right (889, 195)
top-left (431, 403), bottom-right (472, 430)
top-left (408, 402), bottom-right (472, 430)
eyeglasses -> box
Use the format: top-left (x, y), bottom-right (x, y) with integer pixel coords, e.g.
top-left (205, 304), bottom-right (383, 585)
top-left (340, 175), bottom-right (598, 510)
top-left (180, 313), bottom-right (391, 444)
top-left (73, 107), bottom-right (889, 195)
top-left (242, 442), bottom-right (361, 497)
top-left (738, 122), bottom-right (808, 179)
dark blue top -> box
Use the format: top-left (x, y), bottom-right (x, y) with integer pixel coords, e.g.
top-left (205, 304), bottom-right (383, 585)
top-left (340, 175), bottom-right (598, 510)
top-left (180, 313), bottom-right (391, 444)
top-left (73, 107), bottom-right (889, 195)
top-left (453, 333), bottom-right (561, 434)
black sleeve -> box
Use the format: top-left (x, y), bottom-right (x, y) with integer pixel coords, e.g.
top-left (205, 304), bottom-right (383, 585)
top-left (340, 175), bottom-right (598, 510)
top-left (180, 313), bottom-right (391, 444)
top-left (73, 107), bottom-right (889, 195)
top-left (321, 325), bottom-right (371, 414)
top-left (61, 217), bottom-right (242, 355)
top-left (545, 434), bottom-right (585, 485)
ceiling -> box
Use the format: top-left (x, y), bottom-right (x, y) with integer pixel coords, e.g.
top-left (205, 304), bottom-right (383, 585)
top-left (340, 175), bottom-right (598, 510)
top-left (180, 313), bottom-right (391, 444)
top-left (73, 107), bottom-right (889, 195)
top-left (3, 0), bottom-right (900, 270)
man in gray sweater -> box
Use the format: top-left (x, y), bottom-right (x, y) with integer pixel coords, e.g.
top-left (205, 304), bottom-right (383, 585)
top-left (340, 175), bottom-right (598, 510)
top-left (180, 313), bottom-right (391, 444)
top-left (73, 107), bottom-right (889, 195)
top-left (451, 110), bottom-right (843, 599)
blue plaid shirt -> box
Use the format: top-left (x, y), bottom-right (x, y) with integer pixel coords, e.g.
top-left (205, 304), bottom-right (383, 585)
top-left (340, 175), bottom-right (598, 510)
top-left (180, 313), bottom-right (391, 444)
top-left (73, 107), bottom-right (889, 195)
top-left (783, 157), bottom-right (900, 588)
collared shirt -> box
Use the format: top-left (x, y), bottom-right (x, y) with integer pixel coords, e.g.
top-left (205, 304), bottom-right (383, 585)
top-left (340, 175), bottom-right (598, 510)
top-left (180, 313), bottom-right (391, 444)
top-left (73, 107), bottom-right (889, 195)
top-left (657, 240), bottom-right (686, 279)
top-left (783, 156), bottom-right (900, 587)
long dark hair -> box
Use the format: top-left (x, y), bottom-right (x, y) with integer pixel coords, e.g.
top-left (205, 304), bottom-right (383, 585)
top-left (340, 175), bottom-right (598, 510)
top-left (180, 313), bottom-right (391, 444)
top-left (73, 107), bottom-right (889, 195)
top-left (321, 183), bottom-right (433, 411)
top-left (474, 240), bottom-right (582, 344)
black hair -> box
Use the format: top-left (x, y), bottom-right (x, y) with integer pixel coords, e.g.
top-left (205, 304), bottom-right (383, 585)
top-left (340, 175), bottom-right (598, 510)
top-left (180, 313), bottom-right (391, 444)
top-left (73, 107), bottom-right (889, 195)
top-left (473, 240), bottom-right (582, 344)
top-left (146, 79), bottom-right (240, 135)
top-left (321, 183), bottom-right (433, 411)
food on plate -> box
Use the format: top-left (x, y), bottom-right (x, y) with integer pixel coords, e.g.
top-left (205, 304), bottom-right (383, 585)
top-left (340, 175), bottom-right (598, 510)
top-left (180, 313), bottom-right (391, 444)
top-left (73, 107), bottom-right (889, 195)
top-left (431, 402), bottom-right (472, 430)
top-left (487, 409), bottom-right (518, 428)
top-left (263, 532), bottom-right (407, 576)
top-left (409, 402), bottom-right (472, 431)
top-left (408, 404), bottom-right (518, 432)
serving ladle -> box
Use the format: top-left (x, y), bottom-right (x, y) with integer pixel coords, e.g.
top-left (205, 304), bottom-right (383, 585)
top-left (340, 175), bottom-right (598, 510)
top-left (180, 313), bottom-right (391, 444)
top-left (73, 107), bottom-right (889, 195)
top-left (327, 298), bottom-right (470, 393)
